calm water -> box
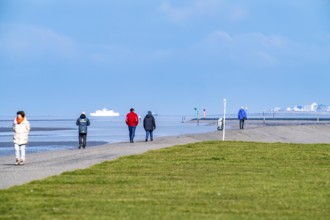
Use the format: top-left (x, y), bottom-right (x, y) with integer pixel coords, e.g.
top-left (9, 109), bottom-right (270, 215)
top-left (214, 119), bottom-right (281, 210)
top-left (1, 112), bottom-right (329, 157)
top-left (0, 115), bottom-right (216, 157)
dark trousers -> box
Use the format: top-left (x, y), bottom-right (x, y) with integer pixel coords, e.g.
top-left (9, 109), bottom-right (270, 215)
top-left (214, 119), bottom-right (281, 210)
top-left (128, 126), bottom-right (136, 143)
top-left (239, 120), bottom-right (245, 129)
top-left (79, 133), bottom-right (87, 148)
top-left (145, 130), bottom-right (153, 141)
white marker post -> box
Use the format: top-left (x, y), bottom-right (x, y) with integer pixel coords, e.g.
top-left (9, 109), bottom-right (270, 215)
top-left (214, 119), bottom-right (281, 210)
top-left (223, 98), bottom-right (226, 141)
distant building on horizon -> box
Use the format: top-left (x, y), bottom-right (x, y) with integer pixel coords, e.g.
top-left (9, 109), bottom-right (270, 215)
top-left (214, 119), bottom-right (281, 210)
top-left (275, 102), bottom-right (330, 113)
top-left (318, 104), bottom-right (330, 112)
top-left (270, 107), bottom-right (281, 112)
top-left (287, 102), bottom-right (330, 112)
top-left (303, 102), bottom-right (318, 112)
top-left (293, 106), bottom-right (304, 112)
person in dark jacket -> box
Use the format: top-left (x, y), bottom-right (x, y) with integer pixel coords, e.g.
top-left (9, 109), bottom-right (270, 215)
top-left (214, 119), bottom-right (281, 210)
top-left (143, 111), bottom-right (156, 142)
top-left (238, 107), bottom-right (247, 130)
top-left (76, 112), bottom-right (91, 149)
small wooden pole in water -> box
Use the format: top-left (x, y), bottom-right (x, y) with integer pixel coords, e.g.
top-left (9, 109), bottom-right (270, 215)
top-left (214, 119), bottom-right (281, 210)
top-left (263, 111), bottom-right (266, 125)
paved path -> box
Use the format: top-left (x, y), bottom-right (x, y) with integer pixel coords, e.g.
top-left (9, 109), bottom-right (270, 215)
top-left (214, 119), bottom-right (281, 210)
top-left (226, 123), bottom-right (330, 143)
top-left (1, 124), bottom-right (329, 190)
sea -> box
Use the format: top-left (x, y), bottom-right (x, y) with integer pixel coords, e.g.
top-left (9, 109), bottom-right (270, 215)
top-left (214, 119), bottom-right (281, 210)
top-left (1, 112), bottom-right (329, 157)
top-left (0, 115), bottom-right (216, 157)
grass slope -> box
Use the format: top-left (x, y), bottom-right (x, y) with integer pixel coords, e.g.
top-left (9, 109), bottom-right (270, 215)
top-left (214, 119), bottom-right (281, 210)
top-left (0, 141), bottom-right (329, 219)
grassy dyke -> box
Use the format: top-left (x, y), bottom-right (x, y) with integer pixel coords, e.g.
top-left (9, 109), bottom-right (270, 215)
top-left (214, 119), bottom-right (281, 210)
top-left (0, 141), bottom-right (329, 219)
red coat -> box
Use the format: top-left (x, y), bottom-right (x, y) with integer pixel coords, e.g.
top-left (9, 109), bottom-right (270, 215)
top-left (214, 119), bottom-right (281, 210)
top-left (126, 112), bottom-right (139, 127)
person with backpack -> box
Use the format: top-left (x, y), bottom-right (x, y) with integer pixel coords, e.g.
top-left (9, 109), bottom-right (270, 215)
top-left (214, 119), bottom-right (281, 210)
top-left (143, 111), bottom-right (156, 142)
top-left (13, 111), bottom-right (31, 165)
top-left (76, 112), bottom-right (91, 149)
top-left (238, 107), bottom-right (247, 129)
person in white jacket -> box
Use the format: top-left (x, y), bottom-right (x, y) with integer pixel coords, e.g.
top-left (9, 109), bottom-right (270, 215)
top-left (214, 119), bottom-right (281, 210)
top-left (13, 111), bottom-right (31, 165)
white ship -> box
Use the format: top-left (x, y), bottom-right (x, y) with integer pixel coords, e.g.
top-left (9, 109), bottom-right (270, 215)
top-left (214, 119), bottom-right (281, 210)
top-left (90, 108), bottom-right (120, 117)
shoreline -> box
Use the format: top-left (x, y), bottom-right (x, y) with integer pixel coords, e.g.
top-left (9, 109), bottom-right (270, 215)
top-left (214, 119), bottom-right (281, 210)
top-left (0, 141), bottom-right (108, 148)
top-left (1, 123), bottom-right (330, 189)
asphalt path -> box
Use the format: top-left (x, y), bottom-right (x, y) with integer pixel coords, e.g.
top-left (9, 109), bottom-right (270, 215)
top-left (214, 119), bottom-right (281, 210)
top-left (1, 123), bottom-right (329, 190)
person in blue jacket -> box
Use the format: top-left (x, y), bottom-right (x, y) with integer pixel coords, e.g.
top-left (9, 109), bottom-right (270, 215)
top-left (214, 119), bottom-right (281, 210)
top-left (76, 112), bottom-right (91, 149)
top-left (238, 107), bottom-right (247, 129)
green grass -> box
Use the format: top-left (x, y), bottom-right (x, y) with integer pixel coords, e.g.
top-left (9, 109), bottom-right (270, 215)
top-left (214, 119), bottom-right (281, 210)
top-left (0, 141), bottom-right (329, 219)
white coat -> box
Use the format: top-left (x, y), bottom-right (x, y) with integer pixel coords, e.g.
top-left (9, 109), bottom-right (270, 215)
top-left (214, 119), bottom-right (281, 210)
top-left (13, 118), bottom-right (31, 145)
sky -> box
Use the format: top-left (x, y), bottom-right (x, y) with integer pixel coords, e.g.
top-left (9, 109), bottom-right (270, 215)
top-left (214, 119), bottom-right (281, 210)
top-left (0, 0), bottom-right (329, 117)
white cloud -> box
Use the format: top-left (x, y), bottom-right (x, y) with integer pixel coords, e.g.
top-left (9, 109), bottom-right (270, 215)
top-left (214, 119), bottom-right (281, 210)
top-left (159, 0), bottom-right (247, 23)
top-left (209, 30), bottom-right (233, 42)
top-left (197, 30), bottom-right (330, 69)
top-left (229, 6), bottom-right (248, 22)
top-left (87, 44), bottom-right (173, 67)
top-left (159, 2), bottom-right (193, 22)
top-left (0, 23), bottom-right (78, 62)
top-left (198, 30), bottom-right (292, 67)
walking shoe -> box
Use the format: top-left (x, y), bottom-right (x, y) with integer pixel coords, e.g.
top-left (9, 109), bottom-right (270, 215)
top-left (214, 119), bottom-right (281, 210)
top-left (15, 159), bottom-right (20, 166)
top-left (20, 159), bottom-right (25, 165)
top-left (145, 139), bottom-right (148, 142)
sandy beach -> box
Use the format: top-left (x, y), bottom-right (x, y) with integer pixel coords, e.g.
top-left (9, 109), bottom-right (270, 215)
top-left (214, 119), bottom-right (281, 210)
top-left (1, 122), bottom-right (330, 190)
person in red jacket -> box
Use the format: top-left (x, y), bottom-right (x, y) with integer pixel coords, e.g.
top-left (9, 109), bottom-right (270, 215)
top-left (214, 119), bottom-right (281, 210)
top-left (126, 108), bottom-right (139, 143)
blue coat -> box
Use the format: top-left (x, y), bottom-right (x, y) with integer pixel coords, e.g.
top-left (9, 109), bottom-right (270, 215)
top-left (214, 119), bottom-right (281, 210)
top-left (238, 109), bottom-right (247, 120)
top-left (76, 114), bottom-right (90, 134)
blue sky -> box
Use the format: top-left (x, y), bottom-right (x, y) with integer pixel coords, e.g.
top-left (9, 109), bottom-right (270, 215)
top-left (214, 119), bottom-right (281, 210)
top-left (0, 0), bottom-right (329, 116)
